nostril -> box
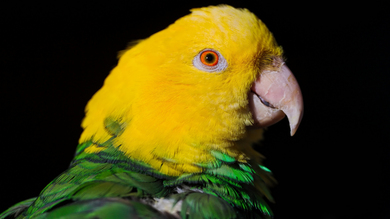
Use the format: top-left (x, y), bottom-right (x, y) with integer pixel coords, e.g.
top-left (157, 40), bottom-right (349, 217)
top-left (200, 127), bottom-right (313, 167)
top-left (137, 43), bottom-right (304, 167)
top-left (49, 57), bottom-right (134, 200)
top-left (258, 95), bottom-right (274, 108)
top-left (251, 91), bottom-right (275, 108)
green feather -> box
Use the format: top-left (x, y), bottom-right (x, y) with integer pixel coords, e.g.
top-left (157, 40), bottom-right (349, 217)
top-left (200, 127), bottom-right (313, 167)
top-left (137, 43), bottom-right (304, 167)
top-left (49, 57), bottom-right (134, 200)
top-left (34, 198), bottom-right (170, 219)
top-left (259, 165), bottom-right (272, 173)
top-left (194, 159), bottom-right (222, 169)
top-left (206, 164), bottom-right (254, 183)
top-left (178, 193), bottom-right (236, 219)
top-left (72, 182), bottom-right (133, 200)
top-left (210, 150), bottom-right (236, 163)
top-left (0, 198), bottom-right (36, 218)
top-left (239, 163), bottom-right (255, 173)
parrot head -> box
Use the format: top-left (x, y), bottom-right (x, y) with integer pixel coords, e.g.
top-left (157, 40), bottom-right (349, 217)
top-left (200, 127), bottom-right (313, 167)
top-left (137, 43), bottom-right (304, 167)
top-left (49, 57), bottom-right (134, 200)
top-left (79, 5), bottom-right (303, 176)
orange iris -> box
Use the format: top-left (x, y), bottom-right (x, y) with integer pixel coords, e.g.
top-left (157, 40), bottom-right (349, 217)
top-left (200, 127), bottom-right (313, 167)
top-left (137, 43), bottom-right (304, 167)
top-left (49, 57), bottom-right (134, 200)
top-left (200, 50), bottom-right (219, 66)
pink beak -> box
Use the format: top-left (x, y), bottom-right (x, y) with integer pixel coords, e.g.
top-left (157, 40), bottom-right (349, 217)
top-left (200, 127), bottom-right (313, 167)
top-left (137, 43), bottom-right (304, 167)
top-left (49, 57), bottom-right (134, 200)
top-left (248, 64), bottom-right (304, 136)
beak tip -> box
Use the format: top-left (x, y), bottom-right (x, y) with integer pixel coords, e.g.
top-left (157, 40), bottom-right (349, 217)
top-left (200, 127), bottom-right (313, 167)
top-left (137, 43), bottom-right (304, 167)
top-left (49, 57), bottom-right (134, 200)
top-left (288, 112), bottom-right (303, 136)
top-left (290, 125), bottom-right (297, 136)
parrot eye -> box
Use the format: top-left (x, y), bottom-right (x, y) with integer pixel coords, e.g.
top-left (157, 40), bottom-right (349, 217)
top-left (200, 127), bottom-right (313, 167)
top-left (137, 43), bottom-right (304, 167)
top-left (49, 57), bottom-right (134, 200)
top-left (200, 51), bottom-right (218, 66)
top-left (193, 49), bottom-right (227, 72)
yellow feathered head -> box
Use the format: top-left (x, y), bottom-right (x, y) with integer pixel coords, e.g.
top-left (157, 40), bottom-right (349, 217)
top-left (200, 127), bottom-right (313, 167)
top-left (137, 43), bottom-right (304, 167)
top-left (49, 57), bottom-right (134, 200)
top-left (79, 5), bottom-right (303, 176)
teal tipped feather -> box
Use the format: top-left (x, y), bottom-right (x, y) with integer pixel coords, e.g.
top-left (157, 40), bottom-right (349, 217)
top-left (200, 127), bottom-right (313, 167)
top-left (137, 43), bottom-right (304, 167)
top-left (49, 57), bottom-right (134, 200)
top-left (210, 151), bottom-right (236, 163)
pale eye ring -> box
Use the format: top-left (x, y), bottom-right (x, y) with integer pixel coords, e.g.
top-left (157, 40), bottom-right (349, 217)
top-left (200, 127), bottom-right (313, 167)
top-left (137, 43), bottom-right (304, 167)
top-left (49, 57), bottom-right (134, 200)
top-left (193, 49), bottom-right (227, 72)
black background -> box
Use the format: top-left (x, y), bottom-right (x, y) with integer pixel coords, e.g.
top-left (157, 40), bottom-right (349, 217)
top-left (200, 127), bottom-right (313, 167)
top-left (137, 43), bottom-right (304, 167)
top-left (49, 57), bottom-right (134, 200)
top-left (1, 1), bottom-right (389, 218)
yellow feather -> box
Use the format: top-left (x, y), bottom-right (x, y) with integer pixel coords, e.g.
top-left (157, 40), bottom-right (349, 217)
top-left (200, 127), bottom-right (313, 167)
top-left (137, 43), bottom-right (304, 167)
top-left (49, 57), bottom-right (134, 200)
top-left (80, 5), bottom-right (282, 176)
top-left (84, 143), bottom-right (107, 154)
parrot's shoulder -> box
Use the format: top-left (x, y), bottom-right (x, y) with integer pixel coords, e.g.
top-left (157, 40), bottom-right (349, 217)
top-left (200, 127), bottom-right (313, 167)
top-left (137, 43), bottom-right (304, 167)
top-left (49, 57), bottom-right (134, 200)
top-left (19, 140), bottom-right (170, 217)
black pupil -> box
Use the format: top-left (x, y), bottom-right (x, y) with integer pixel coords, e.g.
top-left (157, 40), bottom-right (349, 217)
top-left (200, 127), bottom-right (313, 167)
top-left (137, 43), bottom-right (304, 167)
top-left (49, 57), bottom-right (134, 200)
top-left (205, 53), bottom-right (216, 63)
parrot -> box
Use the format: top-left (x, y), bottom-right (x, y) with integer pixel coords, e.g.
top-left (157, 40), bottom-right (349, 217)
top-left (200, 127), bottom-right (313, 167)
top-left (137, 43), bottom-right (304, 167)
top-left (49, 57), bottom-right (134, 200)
top-left (1, 5), bottom-right (303, 219)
